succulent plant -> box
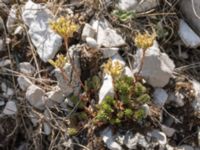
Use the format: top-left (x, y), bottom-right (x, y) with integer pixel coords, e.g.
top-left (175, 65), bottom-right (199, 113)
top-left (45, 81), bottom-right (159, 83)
top-left (48, 54), bottom-right (68, 69)
top-left (49, 16), bottom-right (79, 40)
top-left (103, 59), bottom-right (124, 79)
top-left (95, 75), bottom-right (151, 126)
top-left (134, 32), bottom-right (156, 49)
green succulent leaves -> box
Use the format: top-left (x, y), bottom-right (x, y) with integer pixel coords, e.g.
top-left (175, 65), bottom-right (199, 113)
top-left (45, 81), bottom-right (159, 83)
top-left (95, 75), bottom-right (151, 125)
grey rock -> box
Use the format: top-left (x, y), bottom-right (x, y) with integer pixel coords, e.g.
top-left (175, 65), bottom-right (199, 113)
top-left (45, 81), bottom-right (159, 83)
top-left (54, 63), bottom-right (78, 96)
top-left (133, 41), bottom-right (175, 87)
top-left (97, 28), bottom-right (126, 48)
top-left (153, 88), bottom-right (168, 107)
top-left (178, 20), bottom-right (200, 48)
top-left (0, 100), bottom-right (5, 106)
top-left (3, 101), bottom-right (17, 115)
top-left (118, 0), bottom-right (159, 12)
top-left (86, 37), bottom-right (98, 48)
top-left (26, 84), bottom-right (45, 110)
top-left (100, 127), bottom-right (122, 150)
top-left (22, 1), bottom-right (62, 62)
top-left (6, 5), bottom-right (18, 34)
top-left (124, 132), bottom-right (138, 149)
top-left (47, 87), bottom-right (65, 104)
top-left (167, 92), bottom-right (185, 107)
top-left (91, 18), bottom-right (125, 48)
top-left (117, 0), bottom-right (138, 11)
top-left (100, 47), bottom-right (119, 58)
top-left (17, 76), bottom-right (32, 91)
top-left (178, 0), bottom-right (200, 37)
top-left (64, 97), bottom-right (74, 107)
top-left (161, 125), bottom-right (175, 137)
top-left (0, 38), bottom-right (5, 52)
top-left (43, 110), bottom-right (51, 135)
top-left (82, 23), bottom-right (96, 40)
top-left (19, 62), bottom-right (36, 75)
top-left (136, 0), bottom-right (159, 13)
top-left (147, 129), bottom-right (167, 145)
top-left (0, 59), bottom-right (11, 67)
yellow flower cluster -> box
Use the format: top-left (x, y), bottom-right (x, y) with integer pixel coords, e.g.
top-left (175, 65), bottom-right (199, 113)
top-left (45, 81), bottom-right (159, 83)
top-left (48, 54), bottom-right (68, 69)
top-left (49, 16), bottom-right (79, 39)
top-left (103, 59), bottom-right (124, 78)
top-left (134, 32), bottom-right (156, 49)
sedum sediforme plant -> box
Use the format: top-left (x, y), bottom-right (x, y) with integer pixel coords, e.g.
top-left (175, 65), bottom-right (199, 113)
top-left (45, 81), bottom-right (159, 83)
top-left (103, 59), bottom-right (124, 79)
top-left (134, 31), bottom-right (156, 74)
top-left (95, 75), bottom-right (151, 125)
top-left (49, 16), bottom-right (79, 43)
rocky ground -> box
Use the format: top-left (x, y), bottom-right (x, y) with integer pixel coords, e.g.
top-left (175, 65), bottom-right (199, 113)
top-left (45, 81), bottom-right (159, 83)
top-left (0, 0), bottom-right (200, 150)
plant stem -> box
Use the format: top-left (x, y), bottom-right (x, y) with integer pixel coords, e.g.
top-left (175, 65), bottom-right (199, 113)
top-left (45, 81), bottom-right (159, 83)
top-left (137, 48), bottom-right (147, 75)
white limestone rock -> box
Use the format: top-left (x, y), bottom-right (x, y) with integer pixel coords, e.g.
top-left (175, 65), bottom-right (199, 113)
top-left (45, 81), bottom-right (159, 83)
top-left (3, 101), bottom-right (17, 115)
top-left (118, 0), bottom-right (138, 11)
top-left (134, 41), bottom-right (175, 87)
top-left (118, 0), bottom-right (158, 12)
top-left (124, 66), bottom-right (133, 77)
top-left (135, 0), bottom-right (159, 13)
top-left (22, 0), bottom-right (62, 62)
top-left (26, 84), bottom-right (45, 110)
top-left (91, 18), bottom-right (125, 48)
top-left (82, 23), bottom-right (96, 40)
top-left (179, 20), bottom-right (200, 48)
top-left (97, 28), bottom-right (126, 48)
top-left (100, 47), bottom-right (119, 58)
top-left (100, 127), bottom-right (122, 150)
top-left (153, 88), bottom-right (168, 107)
top-left (124, 132), bottom-right (140, 149)
top-left (99, 74), bottom-right (114, 104)
top-left (17, 76), bottom-right (32, 91)
top-left (19, 62), bottom-right (35, 75)
top-left (111, 53), bottom-right (126, 66)
top-left (86, 37), bottom-right (98, 48)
